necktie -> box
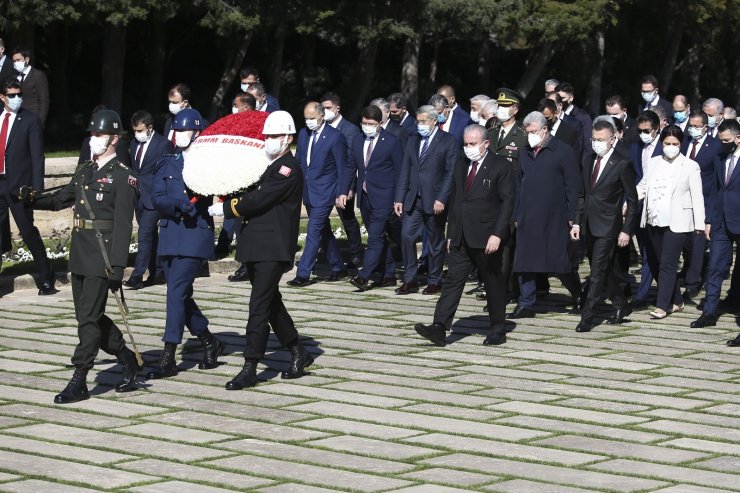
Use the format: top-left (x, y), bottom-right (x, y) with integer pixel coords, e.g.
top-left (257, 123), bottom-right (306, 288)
top-left (135, 142), bottom-right (144, 168)
top-left (0, 113), bottom-right (9, 174)
top-left (590, 155), bottom-right (602, 189)
top-left (170, 131), bottom-right (176, 147)
top-left (418, 137), bottom-right (430, 163)
top-left (18, 72), bottom-right (25, 83)
top-left (364, 137), bottom-right (374, 167)
top-left (690, 141), bottom-right (698, 160)
top-left (465, 161), bottom-right (478, 193)
top-left (727, 156), bottom-right (737, 185)
top-left (499, 128), bottom-right (505, 146)
top-left (309, 130), bottom-right (318, 166)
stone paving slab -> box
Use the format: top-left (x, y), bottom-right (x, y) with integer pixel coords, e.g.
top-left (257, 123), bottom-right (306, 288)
top-left (588, 458), bottom-right (740, 491)
top-left (257, 484), bottom-right (347, 493)
top-left (0, 480), bottom-right (105, 493)
top-left (126, 480), bottom-right (242, 493)
top-left (398, 467), bottom-right (497, 487)
top-left (0, 434), bottom-right (135, 464)
top-left (534, 435), bottom-right (710, 463)
top-left (483, 479), bottom-right (597, 493)
top-left (0, 403), bottom-right (134, 429)
top-left (116, 459), bottom-right (276, 489)
top-left (294, 417), bottom-right (424, 440)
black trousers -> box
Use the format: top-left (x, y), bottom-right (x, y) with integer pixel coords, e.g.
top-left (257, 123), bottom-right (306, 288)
top-left (434, 240), bottom-right (507, 332)
top-left (581, 231), bottom-right (624, 322)
top-left (681, 231), bottom-right (707, 291)
top-left (71, 274), bottom-right (126, 370)
top-left (336, 195), bottom-right (362, 258)
top-left (646, 225), bottom-right (687, 310)
top-left (0, 182), bottom-right (52, 284)
top-left (243, 261), bottom-right (299, 361)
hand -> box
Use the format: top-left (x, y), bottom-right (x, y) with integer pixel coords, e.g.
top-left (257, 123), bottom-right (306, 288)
top-left (570, 225), bottom-right (580, 241)
top-left (485, 235), bottom-right (501, 254)
top-left (705, 224), bottom-right (711, 241)
top-left (433, 200), bottom-right (445, 215)
top-left (447, 239), bottom-right (451, 253)
top-left (617, 232), bottom-right (630, 248)
top-left (177, 199), bottom-right (194, 213)
top-left (695, 229), bottom-right (704, 236)
top-left (18, 186), bottom-right (35, 206)
top-left (208, 203), bottom-right (224, 216)
top-left (108, 266), bottom-right (124, 293)
top-left (347, 190), bottom-right (354, 200)
top-left (394, 202), bottom-right (403, 216)
top-left (336, 195), bottom-right (347, 209)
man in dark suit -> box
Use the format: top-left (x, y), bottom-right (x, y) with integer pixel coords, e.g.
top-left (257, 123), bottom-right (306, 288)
top-left (437, 84), bottom-right (470, 126)
top-left (574, 120), bottom-right (639, 332)
top-left (10, 48), bottom-right (49, 126)
top-left (289, 102), bottom-right (347, 286)
top-left (322, 91), bottom-right (364, 268)
top-left (539, 97), bottom-right (581, 161)
top-left (0, 39), bottom-right (15, 85)
top-left (388, 92), bottom-right (417, 137)
top-left (429, 93), bottom-right (470, 147)
top-left (394, 105), bottom-right (457, 295)
top-left (605, 95), bottom-right (638, 144)
top-left (0, 78), bottom-right (55, 294)
top-left (162, 83), bottom-right (208, 146)
top-left (414, 124), bottom-right (515, 346)
top-left (680, 110), bottom-right (723, 300)
top-left (556, 82), bottom-right (592, 154)
top-left (638, 75), bottom-right (673, 123)
top-left (344, 105), bottom-right (402, 290)
top-left (123, 110), bottom-right (173, 289)
top-left (239, 66), bottom-right (279, 112)
top-left (672, 95), bottom-right (691, 132)
top-left (209, 110), bottom-right (312, 388)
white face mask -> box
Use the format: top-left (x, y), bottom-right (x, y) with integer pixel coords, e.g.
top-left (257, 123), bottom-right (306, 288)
top-left (13, 61), bottom-right (26, 73)
top-left (663, 145), bottom-right (680, 159)
top-left (305, 118), bottom-right (320, 131)
top-left (265, 136), bottom-right (289, 157)
top-left (134, 130), bottom-right (151, 143)
top-left (89, 135), bottom-right (110, 157)
top-left (168, 102), bottom-right (183, 115)
top-left (463, 144), bottom-right (484, 162)
top-left (470, 111), bottom-right (480, 123)
top-left (641, 91), bottom-right (656, 103)
top-left (6, 95), bottom-right (22, 112)
top-left (324, 109), bottom-right (337, 122)
top-left (174, 131), bottom-right (193, 149)
top-left (688, 126), bottom-right (704, 140)
top-left (231, 106), bottom-right (240, 115)
top-left (639, 132), bottom-right (656, 144)
top-left (591, 140), bottom-right (610, 157)
top-left (361, 124), bottom-right (378, 138)
top-left (496, 106), bottom-right (512, 122)
top-left (240, 83), bottom-right (250, 92)
top-left (527, 131), bottom-right (543, 148)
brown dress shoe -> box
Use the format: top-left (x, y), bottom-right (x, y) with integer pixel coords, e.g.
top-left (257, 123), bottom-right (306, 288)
top-left (422, 283), bottom-right (441, 295)
top-left (395, 282), bottom-right (419, 295)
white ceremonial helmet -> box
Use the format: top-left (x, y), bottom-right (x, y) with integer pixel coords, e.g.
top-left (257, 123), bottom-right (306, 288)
top-left (263, 110), bottom-right (296, 135)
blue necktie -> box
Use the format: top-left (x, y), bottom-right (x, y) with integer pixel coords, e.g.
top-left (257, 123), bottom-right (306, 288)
top-left (419, 137), bottom-right (430, 163)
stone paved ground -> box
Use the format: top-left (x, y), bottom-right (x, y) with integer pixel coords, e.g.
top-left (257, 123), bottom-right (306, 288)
top-left (0, 269), bottom-right (739, 492)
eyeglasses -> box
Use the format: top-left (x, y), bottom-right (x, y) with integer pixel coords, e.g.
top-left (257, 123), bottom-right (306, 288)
top-left (638, 128), bottom-right (654, 134)
top-left (6, 93), bottom-right (22, 99)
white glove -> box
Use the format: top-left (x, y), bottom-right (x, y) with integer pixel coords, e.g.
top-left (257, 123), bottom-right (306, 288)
top-left (208, 203), bottom-right (224, 217)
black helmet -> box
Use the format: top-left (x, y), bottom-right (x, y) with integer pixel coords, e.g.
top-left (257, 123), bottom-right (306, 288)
top-left (86, 109), bottom-right (123, 135)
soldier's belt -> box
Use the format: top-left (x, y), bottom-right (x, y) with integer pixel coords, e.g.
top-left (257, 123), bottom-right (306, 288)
top-left (73, 218), bottom-right (114, 230)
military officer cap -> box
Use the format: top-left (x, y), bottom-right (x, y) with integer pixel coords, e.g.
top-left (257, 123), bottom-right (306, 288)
top-left (495, 88), bottom-right (523, 107)
top-left (87, 109), bottom-right (123, 135)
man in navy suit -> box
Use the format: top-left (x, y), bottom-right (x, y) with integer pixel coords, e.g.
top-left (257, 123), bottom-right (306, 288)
top-left (288, 102), bottom-right (348, 286)
top-left (0, 78), bottom-right (55, 295)
top-left (239, 66), bottom-right (280, 112)
top-left (703, 98), bottom-right (725, 139)
top-left (672, 95), bottom-right (691, 132)
top-left (388, 92), bottom-right (417, 137)
top-left (343, 105), bottom-right (402, 291)
top-left (680, 110), bottom-right (723, 300)
top-left (438, 84), bottom-right (474, 143)
top-left (0, 39), bottom-right (15, 87)
top-left (556, 82), bottom-right (592, 153)
top-left (690, 120), bottom-right (740, 336)
top-left (11, 48), bottom-right (49, 126)
top-left (605, 95), bottom-right (638, 144)
top-left (539, 97), bottom-right (581, 161)
top-left (429, 93), bottom-right (471, 147)
top-left (394, 105), bottom-right (458, 295)
top-left (247, 83), bottom-right (279, 113)
top-left (322, 91), bottom-right (364, 268)
top-left (124, 110), bottom-right (173, 289)
top-left (638, 75), bottom-right (673, 124)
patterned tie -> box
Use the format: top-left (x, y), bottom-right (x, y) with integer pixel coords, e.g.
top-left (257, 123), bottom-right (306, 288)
top-left (364, 137), bottom-right (374, 167)
top-left (135, 142), bottom-right (145, 168)
top-left (418, 137), bottom-right (430, 163)
top-left (0, 113), bottom-right (10, 174)
top-left (727, 155), bottom-right (737, 186)
top-left (465, 161), bottom-right (478, 193)
top-left (690, 141), bottom-right (698, 160)
top-left (590, 155), bottom-right (602, 189)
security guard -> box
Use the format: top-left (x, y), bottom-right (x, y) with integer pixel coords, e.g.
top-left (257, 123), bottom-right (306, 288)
top-left (208, 110), bottom-right (312, 390)
top-left (146, 108), bottom-right (224, 379)
top-left (22, 109), bottom-right (140, 403)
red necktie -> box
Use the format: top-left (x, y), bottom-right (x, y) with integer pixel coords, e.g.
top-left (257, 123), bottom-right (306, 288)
top-left (135, 142), bottom-right (144, 167)
top-left (690, 141), bottom-right (698, 160)
top-left (0, 113), bottom-right (10, 174)
top-left (465, 161), bottom-right (478, 193)
top-left (590, 155), bottom-right (602, 189)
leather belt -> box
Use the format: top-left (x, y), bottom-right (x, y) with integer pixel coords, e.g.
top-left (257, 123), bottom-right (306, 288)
top-left (73, 218), bottom-right (113, 230)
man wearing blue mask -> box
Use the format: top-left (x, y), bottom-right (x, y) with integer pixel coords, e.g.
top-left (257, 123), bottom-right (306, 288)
top-left (638, 75), bottom-right (673, 124)
top-left (672, 95), bottom-right (691, 132)
top-left (429, 93), bottom-right (469, 147)
top-left (703, 98), bottom-right (725, 139)
top-left (239, 66), bottom-right (280, 112)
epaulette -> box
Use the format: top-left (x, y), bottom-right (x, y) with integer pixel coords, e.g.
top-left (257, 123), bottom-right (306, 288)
top-left (74, 160), bottom-right (93, 174)
top-left (118, 162), bottom-right (132, 170)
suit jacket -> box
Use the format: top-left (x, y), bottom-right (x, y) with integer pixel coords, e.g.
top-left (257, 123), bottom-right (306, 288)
top-left (0, 56), bottom-right (15, 86)
top-left (710, 151), bottom-right (740, 234)
top-left (2, 108), bottom-right (44, 192)
top-left (384, 118), bottom-right (409, 150)
top-left (623, 115), bottom-right (638, 144)
top-left (335, 117), bottom-right (362, 159)
top-left (576, 150), bottom-right (639, 239)
top-left (614, 140), bottom-right (631, 160)
top-left (443, 106), bottom-right (473, 146)
top-left (639, 96), bottom-right (673, 124)
top-left (567, 105), bottom-right (592, 155)
top-left (129, 133), bottom-right (174, 209)
top-left (224, 152), bottom-right (303, 263)
top-left (345, 128), bottom-right (402, 210)
top-left (295, 123), bottom-right (347, 207)
top-left (399, 112), bottom-right (417, 137)
top-left (636, 154), bottom-right (705, 232)
top-left (552, 119), bottom-right (582, 164)
top-left (79, 136), bottom-right (132, 168)
top-left (681, 134), bottom-right (723, 213)
top-left (18, 68), bottom-right (49, 125)
top-left (152, 153), bottom-right (214, 259)
top-left (265, 93), bottom-right (280, 113)
top-left (447, 151), bottom-right (515, 249)
top-left (630, 140), bottom-right (663, 183)
top-left (395, 129), bottom-right (458, 214)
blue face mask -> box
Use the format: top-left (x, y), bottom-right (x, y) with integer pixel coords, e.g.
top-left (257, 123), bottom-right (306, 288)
top-left (437, 113), bottom-right (446, 124)
top-left (418, 124), bottom-right (432, 138)
top-left (707, 115), bottom-right (718, 128)
top-left (673, 110), bottom-right (688, 124)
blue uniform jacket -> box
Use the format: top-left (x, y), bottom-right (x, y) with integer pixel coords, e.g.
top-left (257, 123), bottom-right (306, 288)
top-left (709, 151), bottom-right (740, 234)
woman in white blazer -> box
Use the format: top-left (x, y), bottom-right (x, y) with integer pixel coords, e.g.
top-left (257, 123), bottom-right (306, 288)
top-left (636, 126), bottom-right (705, 318)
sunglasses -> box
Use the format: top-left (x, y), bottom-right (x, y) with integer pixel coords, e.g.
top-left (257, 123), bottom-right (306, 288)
top-left (6, 93), bottom-right (22, 99)
top-left (638, 128), bottom-right (654, 134)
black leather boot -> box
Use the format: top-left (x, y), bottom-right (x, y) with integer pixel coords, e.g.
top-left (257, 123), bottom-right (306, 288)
top-left (225, 360), bottom-right (258, 390)
top-left (146, 343), bottom-right (178, 379)
top-left (115, 348), bottom-right (141, 393)
top-left (197, 331), bottom-right (225, 369)
top-left (54, 368), bottom-right (90, 404)
top-left (281, 342), bottom-right (314, 379)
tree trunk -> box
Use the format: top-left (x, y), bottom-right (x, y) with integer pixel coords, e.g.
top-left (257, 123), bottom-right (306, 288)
top-left (685, 44), bottom-right (703, 108)
top-left (428, 40), bottom-right (440, 90)
top-left (587, 30), bottom-right (605, 116)
top-left (347, 39), bottom-right (379, 122)
top-left (47, 24), bottom-right (70, 133)
top-left (207, 31), bottom-right (252, 122)
top-left (146, 17), bottom-right (167, 118)
top-left (100, 25), bottom-right (127, 113)
top-left (301, 35), bottom-right (316, 98)
top-left (515, 42), bottom-right (556, 99)
top-left (659, 12), bottom-right (685, 94)
top-left (477, 41), bottom-right (491, 94)
top-left (269, 24), bottom-right (287, 100)
top-left (401, 35), bottom-right (420, 109)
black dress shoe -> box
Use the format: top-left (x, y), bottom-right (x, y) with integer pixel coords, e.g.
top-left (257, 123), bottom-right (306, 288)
top-left (575, 320), bottom-right (593, 333)
top-left (606, 307), bottom-right (632, 325)
top-left (287, 276), bottom-right (311, 287)
top-left (350, 276), bottom-right (370, 291)
top-left (143, 275), bottom-right (166, 287)
top-left (228, 265), bottom-right (249, 282)
top-left (629, 298), bottom-right (650, 310)
top-left (38, 279), bottom-right (58, 296)
top-left (727, 335), bottom-right (740, 347)
top-left (123, 276), bottom-right (144, 290)
top-left (482, 331), bottom-right (506, 345)
top-left (374, 277), bottom-right (397, 288)
top-left (690, 313), bottom-right (718, 328)
top-left (115, 348), bottom-right (141, 393)
top-left (395, 282), bottom-right (419, 295)
top-left (226, 361), bottom-right (258, 390)
top-left (507, 306), bottom-right (535, 319)
top-left (414, 323), bottom-right (446, 347)
top-left (54, 368), bottom-right (89, 404)
top-left (422, 283), bottom-right (441, 295)
top-left (326, 270), bottom-right (348, 282)
top-left (282, 343), bottom-right (314, 379)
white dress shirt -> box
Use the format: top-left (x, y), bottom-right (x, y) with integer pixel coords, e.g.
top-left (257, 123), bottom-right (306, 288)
top-left (306, 123), bottom-right (325, 166)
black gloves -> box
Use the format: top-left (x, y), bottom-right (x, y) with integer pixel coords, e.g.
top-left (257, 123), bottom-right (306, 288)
top-left (108, 266), bottom-right (124, 293)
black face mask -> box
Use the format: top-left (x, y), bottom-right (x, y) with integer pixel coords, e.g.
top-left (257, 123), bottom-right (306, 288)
top-left (561, 100), bottom-right (571, 111)
top-left (721, 141), bottom-right (736, 155)
top-left (547, 117), bottom-right (557, 127)
top-left (390, 113), bottom-right (402, 122)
